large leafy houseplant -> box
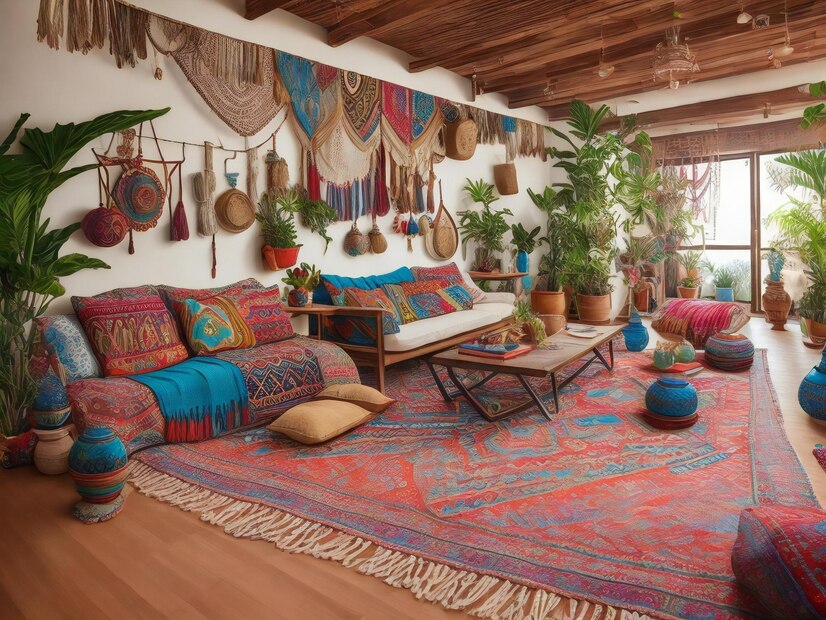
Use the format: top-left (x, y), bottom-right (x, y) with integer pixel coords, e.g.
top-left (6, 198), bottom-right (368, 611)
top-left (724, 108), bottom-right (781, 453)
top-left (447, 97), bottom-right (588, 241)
top-left (0, 108), bottom-right (168, 437)
top-left (528, 186), bottom-right (577, 293)
top-left (766, 149), bottom-right (826, 328)
top-left (548, 100), bottom-right (649, 301)
top-left (257, 188), bottom-right (301, 270)
top-left (458, 178), bottom-right (512, 271)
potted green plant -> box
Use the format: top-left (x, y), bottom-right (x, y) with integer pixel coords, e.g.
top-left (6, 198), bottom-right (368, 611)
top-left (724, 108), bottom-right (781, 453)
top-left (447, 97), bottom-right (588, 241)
top-left (618, 235), bottom-right (664, 313)
top-left (713, 266), bottom-right (737, 301)
top-left (510, 222), bottom-right (540, 289)
top-left (257, 188), bottom-right (302, 271)
top-left (297, 193), bottom-right (337, 254)
top-left (0, 108), bottom-right (168, 441)
top-left (565, 247), bottom-right (617, 324)
top-left (458, 178), bottom-right (513, 271)
top-left (528, 187), bottom-right (573, 316)
top-left (282, 262), bottom-right (321, 307)
top-left (511, 300), bottom-right (547, 343)
top-left (766, 147), bottom-right (826, 343)
top-left (546, 100), bottom-right (650, 323)
top-left (675, 250), bottom-right (704, 298)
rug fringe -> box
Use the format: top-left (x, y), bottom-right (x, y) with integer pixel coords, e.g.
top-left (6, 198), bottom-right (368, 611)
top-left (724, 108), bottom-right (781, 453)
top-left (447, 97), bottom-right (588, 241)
top-left (127, 461), bottom-right (653, 620)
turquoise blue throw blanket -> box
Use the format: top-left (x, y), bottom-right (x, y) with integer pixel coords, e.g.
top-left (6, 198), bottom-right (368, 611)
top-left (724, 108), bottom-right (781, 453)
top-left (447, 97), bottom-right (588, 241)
top-left (131, 357), bottom-right (250, 443)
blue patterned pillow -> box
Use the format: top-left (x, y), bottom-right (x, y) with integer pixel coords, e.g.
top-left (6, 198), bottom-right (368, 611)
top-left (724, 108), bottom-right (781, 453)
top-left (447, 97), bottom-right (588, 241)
top-left (35, 315), bottom-right (101, 381)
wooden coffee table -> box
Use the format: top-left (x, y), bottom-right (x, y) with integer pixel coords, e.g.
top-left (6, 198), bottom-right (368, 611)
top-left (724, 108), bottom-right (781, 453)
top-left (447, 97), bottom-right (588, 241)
top-left (426, 324), bottom-right (623, 421)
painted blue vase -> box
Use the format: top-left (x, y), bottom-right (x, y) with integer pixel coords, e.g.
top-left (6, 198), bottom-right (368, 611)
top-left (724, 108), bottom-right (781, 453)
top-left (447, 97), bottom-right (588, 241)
top-left (68, 428), bottom-right (129, 504)
top-left (716, 287), bottom-right (734, 302)
top-left (645, 378), bottom-right (698, 417)
top-left (515, 250), bottom-right (530, 290)
top-left (798, 348), bottom-right (826, 422)
top-left (622, 307), bottom-right (649, 352)
top-left (32, 372), bottom-right (71, 429)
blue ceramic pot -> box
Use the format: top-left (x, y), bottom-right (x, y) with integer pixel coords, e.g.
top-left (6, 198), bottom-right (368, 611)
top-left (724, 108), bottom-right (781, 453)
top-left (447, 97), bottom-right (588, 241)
top-left (33, 373), bottom-right (69, 412)
top-left (645, 378), bottom-right (698, 417)
top-left (716, 287), bottom-right (734, 302)
top-left (68, 428), bottom-right (128, 504)
top-left (799, 349), bottom-right (826, 422)
top-left (622, 308), bottom-right (649, 352)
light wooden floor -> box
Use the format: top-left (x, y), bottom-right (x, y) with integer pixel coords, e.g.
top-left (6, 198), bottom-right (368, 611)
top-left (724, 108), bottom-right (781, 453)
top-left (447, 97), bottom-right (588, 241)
top-left (0, 318), bottom-right (824, 620)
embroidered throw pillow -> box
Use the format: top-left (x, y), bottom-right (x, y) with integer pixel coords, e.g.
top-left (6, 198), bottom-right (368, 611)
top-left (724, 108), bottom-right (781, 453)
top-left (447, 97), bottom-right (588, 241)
top-left (34, 315), bottom-right (101, 381)
top-left (222, 285), bottom-right (294, 344)
top-left (400, 280), bottom-right (461, 320)
top-left (72, 293), bottom-right (189, 377)
top-left (341, 287), bottom-right (401, 335)
top-left (380, 283), bottom-right (419, 324)
top-left (159, 278), bottom-right (262, 312)
top-left (176, 296), bottom-right (256, 355)
top-left (411, 263), bottom-right (484, 304)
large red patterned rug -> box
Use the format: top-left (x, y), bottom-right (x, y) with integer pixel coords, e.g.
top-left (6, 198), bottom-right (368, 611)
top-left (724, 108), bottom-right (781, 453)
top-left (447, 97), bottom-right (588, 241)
top-left (129, 350), bottom-right (817, 620)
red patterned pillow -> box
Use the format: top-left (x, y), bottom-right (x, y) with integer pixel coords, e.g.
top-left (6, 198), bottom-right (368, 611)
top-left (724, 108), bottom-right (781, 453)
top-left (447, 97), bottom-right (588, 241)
top-left (342, 287), bottom-right (401, 335)
top-left (222, 285), bottom-right (294, 344)
top-left (400, 280), bottom-right (461, 320)
top-left (160, 278), bottom-right (262, 310)
top-left (411, 263), bottom-right (485, 303)
top-left (72, 293), bottom-right (189, 376)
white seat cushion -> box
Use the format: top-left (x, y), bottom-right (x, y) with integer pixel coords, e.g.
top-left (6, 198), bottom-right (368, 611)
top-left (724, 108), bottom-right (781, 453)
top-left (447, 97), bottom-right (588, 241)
top-left (384, 304), bottom-right (513, 352)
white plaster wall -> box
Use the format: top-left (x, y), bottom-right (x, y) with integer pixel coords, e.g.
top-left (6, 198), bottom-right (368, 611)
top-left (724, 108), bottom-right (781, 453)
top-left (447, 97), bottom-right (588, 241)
top-left (0, 0), bottom-right (551, 316)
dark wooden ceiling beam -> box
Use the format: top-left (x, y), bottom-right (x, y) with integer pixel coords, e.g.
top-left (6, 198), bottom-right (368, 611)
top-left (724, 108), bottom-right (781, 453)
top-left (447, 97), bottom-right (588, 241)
top-left (598, 86), bottom-right (823, 130)
top-left (245, 0), bottom-right (291, 20)
top-left (327, 0), bottom-right (452, 47)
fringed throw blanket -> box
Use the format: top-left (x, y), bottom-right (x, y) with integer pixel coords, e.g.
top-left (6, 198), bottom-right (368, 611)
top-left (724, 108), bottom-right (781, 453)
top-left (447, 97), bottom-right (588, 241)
top-left (130, 357), bottom-right (249, 443)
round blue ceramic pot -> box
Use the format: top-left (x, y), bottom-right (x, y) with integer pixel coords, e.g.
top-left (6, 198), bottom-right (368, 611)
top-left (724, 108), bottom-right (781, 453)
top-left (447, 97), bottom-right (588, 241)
top-left (33, 373), bottom-right (69, 412)
top-left (622, 308), bottom-right (649, 352)
top-left (799, 349), bottom-right (826, 422)
top-left (673, 341), bottom-right (696, 363)
top-left (645, 378), bottom-right (698, 417)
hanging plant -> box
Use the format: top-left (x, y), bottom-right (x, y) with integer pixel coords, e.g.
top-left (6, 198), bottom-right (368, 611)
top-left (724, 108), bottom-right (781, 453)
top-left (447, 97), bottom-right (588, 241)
top-left (297, 191), bottom-right (337, 254)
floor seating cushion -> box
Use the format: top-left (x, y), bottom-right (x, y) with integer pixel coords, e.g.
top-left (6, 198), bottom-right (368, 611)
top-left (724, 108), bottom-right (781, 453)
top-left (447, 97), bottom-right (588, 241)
top-left (268, 400), bottom-right (374, 444)
top-left (731, 505), bottom-right (826, 620)
top-left (650, 298), bottom-right (749, 349)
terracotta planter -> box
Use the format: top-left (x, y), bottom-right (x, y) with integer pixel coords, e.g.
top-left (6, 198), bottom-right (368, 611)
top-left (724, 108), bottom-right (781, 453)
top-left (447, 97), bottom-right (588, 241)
top-left (634, 287), bottom-right (650, 313)
top-left (576, 293), bottom-right (612, 325)
top-left (761, 280), bottom-right (792, 331)
top-left (261, 245), bottom-right (301, 271)
top-left (802, 317), bottom-right (826, 349)
top-left (531, 290), bottom-right (566, 316)
top-left (677, 286), bottom-right (699, 299)
top-left (563, 285), bottom-right (575, 318)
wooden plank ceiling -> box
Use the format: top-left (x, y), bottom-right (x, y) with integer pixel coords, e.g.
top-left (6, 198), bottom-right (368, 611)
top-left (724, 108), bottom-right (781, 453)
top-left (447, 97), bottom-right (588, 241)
top-left (246, 0), bottom-right (826, 122)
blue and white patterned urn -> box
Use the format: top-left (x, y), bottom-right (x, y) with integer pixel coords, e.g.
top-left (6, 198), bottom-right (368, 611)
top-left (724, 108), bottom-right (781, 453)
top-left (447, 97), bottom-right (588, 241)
top-left (645, 378), bottom-right (698, 417)
top-left (799, 347), bottom-right (826, 422)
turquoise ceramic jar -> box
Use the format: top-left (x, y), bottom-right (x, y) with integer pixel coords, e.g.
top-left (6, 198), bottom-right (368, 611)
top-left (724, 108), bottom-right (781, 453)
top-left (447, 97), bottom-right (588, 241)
top-left (622, 308), bottom-right (649, 352)
top-left (645, 378), bottom-right (698, 417)
top-left (653, 348), bottom-right (675, 370)
top-left (673, 341), bottom-right (696, 363)
top-left (799, 348), bottom-right (826, 422)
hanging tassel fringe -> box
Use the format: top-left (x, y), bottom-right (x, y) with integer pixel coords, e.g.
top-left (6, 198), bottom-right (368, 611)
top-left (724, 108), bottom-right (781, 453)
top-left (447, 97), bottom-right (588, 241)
top-left (128, 461), bottom-right (651, 620)
top-left (66, 0), bottom-right (90, 53)
top-left (37, 0), bottom-right (65, 50)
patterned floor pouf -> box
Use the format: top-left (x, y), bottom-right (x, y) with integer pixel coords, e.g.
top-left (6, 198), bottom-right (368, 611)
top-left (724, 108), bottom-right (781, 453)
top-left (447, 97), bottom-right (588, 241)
top-left (732, 505), bottom-right (826, 620)
top-left (704, 332), bottom-right (755, 371)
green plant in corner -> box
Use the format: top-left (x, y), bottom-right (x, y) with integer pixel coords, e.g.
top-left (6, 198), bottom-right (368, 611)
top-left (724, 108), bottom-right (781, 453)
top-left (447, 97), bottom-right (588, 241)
top-left (712, 266), bottom-right (736, 289)
top-left (458, 178), bottom-right (513, 271)
top-left (528, 186), bottom-right (577, 292)
top-left (0, 108), bottom-right (169, 437)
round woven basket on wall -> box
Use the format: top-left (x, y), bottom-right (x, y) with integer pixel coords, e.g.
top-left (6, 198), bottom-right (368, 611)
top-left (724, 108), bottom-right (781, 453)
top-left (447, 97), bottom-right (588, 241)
top-left (215, 189), bottom-right (255, 233)
top-left (444, 119), bottom-right (478, 160)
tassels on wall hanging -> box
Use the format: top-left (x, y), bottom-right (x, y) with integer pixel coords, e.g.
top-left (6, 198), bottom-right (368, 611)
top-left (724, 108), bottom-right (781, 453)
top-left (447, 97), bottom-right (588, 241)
top-left (37, 0), bottom-right (65, 50)
top-left (170, 145), bottom-right (189, 241)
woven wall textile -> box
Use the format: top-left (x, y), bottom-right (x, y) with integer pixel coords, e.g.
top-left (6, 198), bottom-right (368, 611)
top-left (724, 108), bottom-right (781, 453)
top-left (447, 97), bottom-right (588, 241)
top-left (381, 82), bottom-right (413, 169)
top-left (276, 51), bottom-right (320, 149)
top-left (341, 71), bottom-right (381, 153)
top-left (166, 27), bottom-right (281, 137)
top-left (410, 91), bottom-right (442, 177)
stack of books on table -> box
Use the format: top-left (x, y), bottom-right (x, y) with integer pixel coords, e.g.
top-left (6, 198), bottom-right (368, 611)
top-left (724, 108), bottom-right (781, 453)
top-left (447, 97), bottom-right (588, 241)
top-left (458, 342), bottom-right (535, 360)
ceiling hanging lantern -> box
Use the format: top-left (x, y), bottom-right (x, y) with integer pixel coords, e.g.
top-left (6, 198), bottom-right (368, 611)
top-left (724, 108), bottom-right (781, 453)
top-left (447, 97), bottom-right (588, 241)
top-left (775, 0), bottom-right (795, 58)
top-left (652, 26), bottom-right (699, 90)
top-left (736, 0), bottom-right (752, 24)
top-left (596, 29), bottom-right (614, 79)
